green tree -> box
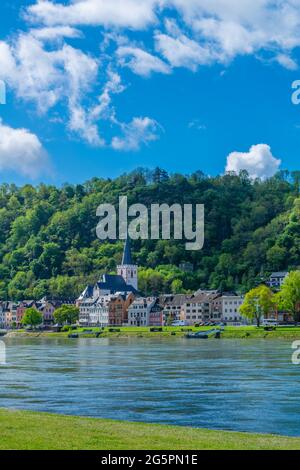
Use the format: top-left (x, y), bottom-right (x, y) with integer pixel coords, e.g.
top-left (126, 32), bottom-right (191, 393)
top-left (0, 170), bottom-right (298, 300)
top-left (276, 271), bottom-right (300, 321)
top-left (171, 279), bottom-right (183, 294)
top-left (21, 308), bottom-right (43, 329)
top-left (54, 305), bottom-right (79, 325)
top-left (240, 285), bottom-right (274, 327)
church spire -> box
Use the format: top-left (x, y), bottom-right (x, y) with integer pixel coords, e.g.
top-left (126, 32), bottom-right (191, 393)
top-left (118, 237), bottom-right (138, 291)
top-left (122, 236), bottom-right (133, 265)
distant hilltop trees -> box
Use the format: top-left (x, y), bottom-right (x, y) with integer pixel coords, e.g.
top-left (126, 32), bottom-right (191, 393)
top-left (0, 167), bottom-right (299, 300)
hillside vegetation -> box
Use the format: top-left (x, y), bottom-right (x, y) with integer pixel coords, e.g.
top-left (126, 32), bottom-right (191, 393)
top-left (0, 168), bottom-right (299, 300)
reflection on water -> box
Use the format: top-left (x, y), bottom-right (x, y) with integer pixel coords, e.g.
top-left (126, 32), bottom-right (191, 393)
top-left (0, 337), bottom-right (300, 436)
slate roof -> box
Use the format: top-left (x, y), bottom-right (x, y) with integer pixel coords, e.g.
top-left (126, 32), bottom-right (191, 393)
top-left (162, 294), bottom-right (193, 307)
top-left (270, 272), bottom-right (289, 278)
top-left (122, 237), bottom-right (134, 265)
top-left (97, 274), bottom-right (138, 295)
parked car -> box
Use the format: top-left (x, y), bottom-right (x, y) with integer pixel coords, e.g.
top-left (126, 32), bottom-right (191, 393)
top-left (171, 320), bottom-right (186, 327)
top-left (262, 319), bottom-right (278, 327)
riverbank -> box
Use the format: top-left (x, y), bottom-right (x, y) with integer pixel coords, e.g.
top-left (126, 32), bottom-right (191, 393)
top-left (1, 409), bottom-right (299, 450)
top-left (5, 325), bottom-right (300, 340)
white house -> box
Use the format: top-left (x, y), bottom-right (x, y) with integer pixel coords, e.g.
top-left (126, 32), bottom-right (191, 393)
top-left (128, 298), bottom-right (157, 326)
top-left (268, 272), bottom-right (288, 289)
top-left (79, 295), bottom-right (112, 327)
top-left (182, 291), bottom-right (222, 325)
top-left (89, 299), bottom-right (110, 327)
top-left (220, 294), bottom-right (244, 325)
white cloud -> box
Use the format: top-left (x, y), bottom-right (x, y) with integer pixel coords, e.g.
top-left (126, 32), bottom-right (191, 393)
top-left (90, 69), bottom-right (125, 122)
top-left (0, 42), bottom-right (17, 80)
top-left (27, 0), bottom-right (159, 29)
top-left (69, 69), bottom-right (125, 146)
top-left (154, 19), bottom-right (218, 69)
top-left (111, 117), bottom-right (160, 151)
top-left (27, 0), bottom-right (300, 70)
top-left (0, 120), bottom-right (48, 178)
top-left (225, 144), bottom-right (281, 179)
top-left (31, 26), bottom-right (83, 41)
top-left (0, 33), bottom-right (102, 142)
top-left (116, 46), bottom-right (171, 76)
top-left (155, 32), bottom-right (214, 70)
top-left (0, 29), bottom-right (160, 150)
top-left (7, 34), bottom-right (64, 113)
top-left (188, 120), bottom-right (206, 130)
top-left (57, 44), bottom-right (101, 145)
top-left (275, 54), bottom-right (298, 70)
top-left (3, 0), bottom-right (300, 156)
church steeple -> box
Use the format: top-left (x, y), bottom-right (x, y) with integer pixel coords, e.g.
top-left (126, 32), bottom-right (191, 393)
top-left (117, 237), bottom-right (138, 291)
top-left (122, 237), bottom-right (133, 265)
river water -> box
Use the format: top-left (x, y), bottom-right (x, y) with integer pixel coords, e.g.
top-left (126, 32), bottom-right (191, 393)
top-left (1, 337), bottom-right (300, 436)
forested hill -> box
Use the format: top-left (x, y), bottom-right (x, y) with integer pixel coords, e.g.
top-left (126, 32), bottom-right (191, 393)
top-left (0, 168), bottom-right (299, 300)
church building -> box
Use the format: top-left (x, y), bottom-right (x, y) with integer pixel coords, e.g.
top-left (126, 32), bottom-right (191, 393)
top-left (117, 237), bottom-right (138, 291)
top-left (78, 237), bottom-right (138, 304)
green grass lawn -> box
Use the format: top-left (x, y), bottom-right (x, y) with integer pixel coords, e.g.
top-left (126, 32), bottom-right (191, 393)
top-left (1, 409), bottom-right (300, 450)
top-left (11, 325), bottom-right (300, 340)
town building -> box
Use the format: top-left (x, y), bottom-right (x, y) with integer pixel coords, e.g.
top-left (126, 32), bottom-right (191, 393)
top-left (0, 303), bottom-right (5, 328)
top-left (182, 291), bottom-right (222, 325)
top-left (268, 272), bottom-right (289, 290)
top-left (109, 292), bottom-right (135, 326)
top-left (219, 294), bottom-right (244, 325)
top-left (88, 297), bottom-right (110, 327)
top-left (128, 297), bottom-right (158, 326)
top-left (36, 299), bottom-right (57, 326)
top-left (78, 239), bottom-right (138, 326)
top-left (149, 299), bottom-right (163, 326)
top-left (16, 301), bottom-right (36, 328)
top-left (5, 302), bottom-right (18, 328)
top-left (117, 238), bottom-right (138, 291)
top-left (161, 294), bottom-right (193, 325)
top-left (166, 291), bottom-right (245, 326)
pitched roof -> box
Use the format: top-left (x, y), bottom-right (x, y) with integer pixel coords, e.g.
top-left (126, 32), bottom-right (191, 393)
top-left (122, 237), bottom-right (133, 265)
top-left (162, 294), bottom-right (193, 307)
top-left (270, 272), bottom-right (289, 278)
top-left (77, 285), bottom-right (94, 300)
top-left (97, 274), bottom-right (138, 295)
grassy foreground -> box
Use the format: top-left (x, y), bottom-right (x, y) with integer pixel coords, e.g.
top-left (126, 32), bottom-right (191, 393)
top-left (1, 409), bottom-right (300, 450)
top-left (8, 325), bottom-right (300, 340)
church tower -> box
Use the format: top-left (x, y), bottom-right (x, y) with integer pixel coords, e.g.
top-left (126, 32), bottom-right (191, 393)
top-left (117, 237), bottom-right (138, 291)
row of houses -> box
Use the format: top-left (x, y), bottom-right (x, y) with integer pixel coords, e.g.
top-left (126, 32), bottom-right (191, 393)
top-left (0, 236), bottom-right (291, 330)
top-left (0, 289), bottom-right (245, 329)
top-left (75, 240), bottom-right (246, 327)
top-left (0, 298), bottom-right (75, 329)
top-left (77, 289), bottom-right (245, 327)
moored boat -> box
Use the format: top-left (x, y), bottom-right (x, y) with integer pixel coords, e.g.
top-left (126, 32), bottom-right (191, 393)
top-left (185, 329), bottom-right (222, 339)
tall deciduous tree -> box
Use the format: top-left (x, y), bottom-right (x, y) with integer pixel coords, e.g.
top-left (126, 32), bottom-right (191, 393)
top-left (276, 271), bottom-right (300, 321)
top-left (54, 305), bottom-right (79, 325)
top-left (21, 308), bottom-right (43, 329)
top-left (240, 285), bottom-right (274, 327)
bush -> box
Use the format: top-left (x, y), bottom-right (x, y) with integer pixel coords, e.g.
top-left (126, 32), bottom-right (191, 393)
top-left (62, 325), bottom-right (72, 332)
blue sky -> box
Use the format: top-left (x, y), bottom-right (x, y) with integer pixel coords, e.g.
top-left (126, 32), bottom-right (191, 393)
top-left (1, 0), bottom-right (300, 185)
